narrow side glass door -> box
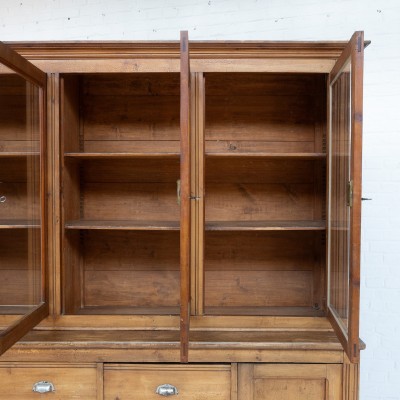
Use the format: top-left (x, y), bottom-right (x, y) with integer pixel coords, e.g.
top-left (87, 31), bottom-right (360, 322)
top-left (0, 42), bottom-right (48, 355)
top-left (327, 31), bottom-right (364, 363)
top-left (180, 30), bottom-right (191, 363)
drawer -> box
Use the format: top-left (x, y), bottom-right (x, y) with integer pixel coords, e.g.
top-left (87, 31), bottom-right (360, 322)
top-left (104, 364), bottom-right (232, 400)
top-left (238, 364), bottom-right (343, 400)
top-left (0, 364), bottom-right (98, 399)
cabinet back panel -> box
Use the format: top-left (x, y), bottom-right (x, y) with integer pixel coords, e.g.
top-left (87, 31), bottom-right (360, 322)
top-left (84, 270), bottom-right (180, 307)
top-left (0, 230), bottom-right (41, 305)
top-left (206, 158), bottom-right (316, 184)
top-left (0, 74), bottom-right (39, 152)
top-left (0, 75), bottom-right (25, 139)
top-left (82, 158), bottom-right (180, 183)
top-left (76, 73), bottom-right (180, 153)
top-left (83, 96), bottom-right (180, 141)
top-left (205, 140), bottom-right (315, 154)
top-left (0, 159), bottom-right (39, 220)
top-left (204, 231), bottom-right (320, 310)
top-left (206, 182), bottom-right (314, 221)
top-left (83, 182), bottom-right (179, 221)
top-left (0, 184), bottom-right (29, 219)
top-left (84, 230), bottom-right (179, 271)
top-left (205, 270), bottom-right (312, 308)
top-left (205, 231), bottom-right (317, 271)
top-left (64, 158), bottom-right (180, 222)
top-left (0, 158), bottom-right (27, 182)
top-left (205, 73), bottom-right (326, 154)
top-left (83, 73), bottom-right (180, 96)
top-left (206, 73), bottom-right (323, 96)
top-left (205, 158), bottom-right (322, 221)
top-left (67, 230), bottom-right (180, 312)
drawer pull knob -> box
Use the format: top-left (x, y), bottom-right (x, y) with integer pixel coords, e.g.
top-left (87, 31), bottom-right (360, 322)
top-left (156, 383), bottom-right (179, 396)
top-left (32, 381), bottom-right (55, 393)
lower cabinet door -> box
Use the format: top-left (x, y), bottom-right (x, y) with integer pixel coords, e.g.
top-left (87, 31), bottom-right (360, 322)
top-left (239, 364), bottom-right (342, 400)
top-left (104, 364), bottom-right (232, 400)
top-left (0, 363), bottom-right (98, 399)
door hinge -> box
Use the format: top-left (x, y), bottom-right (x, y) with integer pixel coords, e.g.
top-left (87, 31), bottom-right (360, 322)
top-left (347, 180), bottom-right (353, 207)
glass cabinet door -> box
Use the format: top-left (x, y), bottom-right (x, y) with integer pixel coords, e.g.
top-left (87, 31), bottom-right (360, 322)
top-left (0, 42), bottom-right (47, 355)
top-left (327, 31), bottom-right (364, 363)
top-left (180, 30), bottom-right (191, 363)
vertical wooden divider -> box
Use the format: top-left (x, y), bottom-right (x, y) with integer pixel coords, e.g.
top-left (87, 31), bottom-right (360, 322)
top-left (180, 30), bottom-right (191, 363)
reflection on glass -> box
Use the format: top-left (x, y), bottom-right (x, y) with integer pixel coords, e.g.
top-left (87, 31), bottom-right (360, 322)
top-left (0, 70), bottom-right (42, 319)
top-left (328, 60), bottom-right (351, 331)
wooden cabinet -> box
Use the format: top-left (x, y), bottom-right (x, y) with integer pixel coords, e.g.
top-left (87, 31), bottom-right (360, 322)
top-left (0, 31), bottom-right (366, 399)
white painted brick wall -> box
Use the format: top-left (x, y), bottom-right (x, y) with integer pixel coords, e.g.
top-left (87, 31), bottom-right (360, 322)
top-left (1, 1), bottom-right (399, 398)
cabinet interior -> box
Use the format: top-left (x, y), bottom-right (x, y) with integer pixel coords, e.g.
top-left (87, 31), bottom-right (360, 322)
top-left (61, 73), bottom-right (181, 315)
top-left (1, 70), bottom-right (330, 320)
top-left (203, 73), bottom-right (327, 317)
top-left (56, 71), bottom-right (328, 319)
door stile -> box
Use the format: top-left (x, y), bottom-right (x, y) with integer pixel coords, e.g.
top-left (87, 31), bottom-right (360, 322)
top-left (327, 31), bottom-right (364, 363)
top-left (180, 30), bottom-right (191, 363)
top-left (0, 41), bottom-right (48, 355)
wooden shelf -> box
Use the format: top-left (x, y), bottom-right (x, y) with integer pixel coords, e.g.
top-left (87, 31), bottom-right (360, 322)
top-left (205, 306), bottom-right (325, 317)
top-left (10, 328), bottom-right (341, 351)
top-left (0, 220), bottom-right (40, 229)
top-left (76, 306), bottom-right (180, 315)
top-left (64, 152), bottom-right (180, 159)
top-left (190, 329), bottom-right (340, 350)
top-left (0, 152), bottom-right (39, 158)
top-left (205, 152), bottom-right (326, 159)
top-left (205, 220), bottom-right (326, 231)
top-left (65, 220), bottom-right (180, 231)
top-left (14, 330), bottom-right (180, 349)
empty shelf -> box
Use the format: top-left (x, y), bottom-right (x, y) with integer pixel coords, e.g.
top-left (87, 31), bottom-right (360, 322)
top-left (65, 220), bottom-right (180, 231)
top-left (205, 220), bottom-right (326, 231)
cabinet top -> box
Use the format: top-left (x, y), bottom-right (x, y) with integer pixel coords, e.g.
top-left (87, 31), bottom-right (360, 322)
top-left (4, 40), bottom-right (370, 60)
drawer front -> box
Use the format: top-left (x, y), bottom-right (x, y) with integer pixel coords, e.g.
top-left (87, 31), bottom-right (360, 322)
top-left (0, 364), bottom-right (97, 399)
top-left (239, 364), bottom-right (343, 400)
top-left (104, 364), bottom-right (231, 400)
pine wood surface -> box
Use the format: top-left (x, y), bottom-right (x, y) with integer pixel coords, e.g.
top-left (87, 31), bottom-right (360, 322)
top-left (179, 30), bottom-right (191, 363)
top-left (0, 36), bottom-right (366, 400)
top-left (4, 328), bottom-right (340, 350)
top-left (239, 363), bottom-right (342, 400)
top-left (104, 363), bottom-right (231, 400)
top-left (0, 363), bottom-right (98, 399)
top-left (327, 31), bottom-right (364, 363)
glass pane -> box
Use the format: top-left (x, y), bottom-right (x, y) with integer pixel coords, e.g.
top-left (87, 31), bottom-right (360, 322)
top-left (0, 69), bottom-right (43, 323)
top-left (328, 60), bottom-right (351, 332)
